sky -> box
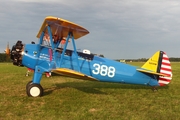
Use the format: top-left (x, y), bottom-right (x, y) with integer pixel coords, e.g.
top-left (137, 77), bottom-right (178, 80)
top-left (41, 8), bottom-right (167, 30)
top-left (0, 0), bottom-right (180, 59)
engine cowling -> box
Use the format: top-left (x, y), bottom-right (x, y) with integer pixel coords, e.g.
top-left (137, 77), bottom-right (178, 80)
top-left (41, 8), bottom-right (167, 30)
top-left (10, 41), bottom-right (24, 66)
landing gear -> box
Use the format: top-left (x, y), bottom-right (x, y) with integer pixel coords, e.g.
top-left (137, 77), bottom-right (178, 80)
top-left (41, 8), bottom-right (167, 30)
top-left (152, 86), bottom-right (158, 92)
top-left (26, 66), bottom-right (44, 97)
top-left (26, 83), bottom-right (43, 97)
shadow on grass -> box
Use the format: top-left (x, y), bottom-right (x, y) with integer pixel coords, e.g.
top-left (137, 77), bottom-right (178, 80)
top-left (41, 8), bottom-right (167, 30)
top-left (43, 80), bottom-right (169, 96)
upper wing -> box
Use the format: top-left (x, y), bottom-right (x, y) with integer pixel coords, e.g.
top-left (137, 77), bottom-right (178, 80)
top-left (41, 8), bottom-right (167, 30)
top-left (51, 68), bottom-right (97, 81)
top-left (137, 68), bottom-right (171, 77)
top-left (36, 16), bottom-right (89, 39)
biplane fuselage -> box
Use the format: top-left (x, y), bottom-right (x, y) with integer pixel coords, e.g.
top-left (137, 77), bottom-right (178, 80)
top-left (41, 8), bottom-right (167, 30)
top-left (22, 44), bottom-right (158, 86)
top-left (9, 16), bottom-right (172, 97)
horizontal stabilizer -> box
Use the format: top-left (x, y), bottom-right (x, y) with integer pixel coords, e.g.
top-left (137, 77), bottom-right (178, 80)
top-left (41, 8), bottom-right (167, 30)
top-left (51, 68), bottom-right (97, 81)
top-left (137, 68), bottom-right (171, 77)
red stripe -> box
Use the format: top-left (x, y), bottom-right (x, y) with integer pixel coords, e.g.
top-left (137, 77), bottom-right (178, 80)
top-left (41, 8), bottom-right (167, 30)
top-left (159, 53), bottom-right (172, 86)
top-left (162, 57), bottom-right (169, 60)
top-left (159, 77), bottom-right (171, 82)
top-left (160, 67), bottom-right (172, 72)
top-left (159, 83), bottom-right (166, 86)
top-left (161, 62), bottom-right (170, 66)
top-left (49, 49), bottom-right (52, 61)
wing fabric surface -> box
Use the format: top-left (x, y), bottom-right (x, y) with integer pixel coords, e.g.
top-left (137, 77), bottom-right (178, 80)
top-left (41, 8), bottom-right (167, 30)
top-left (51, 68), bottom-right (97, 81)
top-left (36, 16), bottom-right (89, 39)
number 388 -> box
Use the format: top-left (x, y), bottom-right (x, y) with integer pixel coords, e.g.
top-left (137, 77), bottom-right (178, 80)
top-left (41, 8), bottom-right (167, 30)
top-left (92, 63), bottom-right (116, 78)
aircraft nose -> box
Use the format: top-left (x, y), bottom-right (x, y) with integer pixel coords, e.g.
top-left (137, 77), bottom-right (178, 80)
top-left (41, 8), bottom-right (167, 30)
top-left (10, 41), bottom-right (24, 66)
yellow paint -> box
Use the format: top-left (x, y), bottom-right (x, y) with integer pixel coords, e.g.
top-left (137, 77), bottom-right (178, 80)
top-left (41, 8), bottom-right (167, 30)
top-left (141, 51), bottom-right (160, 72)
top-left (36, 16), bottom-right (89, 39)
top-left (52, 68), bottom-right (97, 81)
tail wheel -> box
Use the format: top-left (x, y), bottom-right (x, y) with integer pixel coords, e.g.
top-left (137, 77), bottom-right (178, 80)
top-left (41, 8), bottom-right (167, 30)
top-left (26, 83), bottom-right (43, 97)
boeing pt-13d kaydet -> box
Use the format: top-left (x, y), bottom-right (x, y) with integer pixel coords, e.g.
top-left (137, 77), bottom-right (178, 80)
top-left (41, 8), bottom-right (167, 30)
top-left (6, 16), bottom-right (172, 97)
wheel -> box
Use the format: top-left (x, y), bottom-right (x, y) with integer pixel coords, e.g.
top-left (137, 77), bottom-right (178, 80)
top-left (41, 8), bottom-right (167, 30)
top-left (152, 86), bottom-right (158, 92)
top-left (26, 83), bottom-right (43, 97)
top-left (26, 81), bottom-right (33, 90)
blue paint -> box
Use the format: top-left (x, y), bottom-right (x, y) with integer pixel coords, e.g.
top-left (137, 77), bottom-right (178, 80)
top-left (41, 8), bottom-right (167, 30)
top-left (22, 43), bottom-right (159, 86)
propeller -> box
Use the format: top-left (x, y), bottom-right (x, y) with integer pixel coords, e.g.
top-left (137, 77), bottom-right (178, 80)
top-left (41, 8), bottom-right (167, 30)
top-left (4, 42), bottom-right (10, 56)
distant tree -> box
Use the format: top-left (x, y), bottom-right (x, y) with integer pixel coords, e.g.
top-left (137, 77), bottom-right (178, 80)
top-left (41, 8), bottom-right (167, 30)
top-left (0, 53), bottom-right (11, 62)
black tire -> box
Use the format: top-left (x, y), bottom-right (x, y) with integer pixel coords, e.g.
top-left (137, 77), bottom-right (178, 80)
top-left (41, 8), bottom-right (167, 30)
top-left (26, 81), bottom-right (33, 90)
top-left (26, 83), bottom-right (43, 97)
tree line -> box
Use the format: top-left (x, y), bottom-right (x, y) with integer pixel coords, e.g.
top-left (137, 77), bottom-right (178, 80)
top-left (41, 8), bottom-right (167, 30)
top-left (116, 57), bottom-right (180, 62)
top-left (0, 53), bottom-right (180, 62)
top-left (0, 53), bottom-right (11, 62)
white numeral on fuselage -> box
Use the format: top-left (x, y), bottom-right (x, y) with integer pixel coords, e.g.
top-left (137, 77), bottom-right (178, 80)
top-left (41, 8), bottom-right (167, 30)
top-left (92, 63), bottom-right (115, 77)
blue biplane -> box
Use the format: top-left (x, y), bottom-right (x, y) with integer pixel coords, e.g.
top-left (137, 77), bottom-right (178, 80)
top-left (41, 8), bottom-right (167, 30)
top-left (8, 16), bottom-right (172, 97)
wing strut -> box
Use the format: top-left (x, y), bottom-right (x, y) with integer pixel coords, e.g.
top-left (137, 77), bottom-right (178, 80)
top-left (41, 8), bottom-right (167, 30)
top-left (59, 32), bottom-right (81, 72)
top-left (38, 25), bottom-right (81, 72)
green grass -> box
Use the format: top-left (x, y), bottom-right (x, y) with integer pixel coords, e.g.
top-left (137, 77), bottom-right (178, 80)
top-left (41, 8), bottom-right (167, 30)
top-left (0, 62), bottom-right (180, 120)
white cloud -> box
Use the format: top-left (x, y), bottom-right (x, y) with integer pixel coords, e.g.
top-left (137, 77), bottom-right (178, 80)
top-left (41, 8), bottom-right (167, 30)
top-left (1, 0), bottom-right (180, 59)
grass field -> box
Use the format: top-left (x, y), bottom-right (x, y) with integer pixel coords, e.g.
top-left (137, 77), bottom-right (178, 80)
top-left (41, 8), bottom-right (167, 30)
top-left (0, 62), bottom-right (180, 120)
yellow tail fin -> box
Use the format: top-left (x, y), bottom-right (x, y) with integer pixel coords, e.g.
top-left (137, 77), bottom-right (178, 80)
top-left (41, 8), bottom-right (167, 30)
top-left (141, 51), bottom-right (160, 72)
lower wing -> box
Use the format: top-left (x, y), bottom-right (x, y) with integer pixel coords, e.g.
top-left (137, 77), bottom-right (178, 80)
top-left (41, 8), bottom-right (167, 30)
top-left (51, 68), bottom-right (98, 81)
